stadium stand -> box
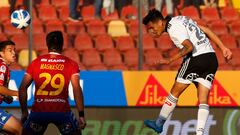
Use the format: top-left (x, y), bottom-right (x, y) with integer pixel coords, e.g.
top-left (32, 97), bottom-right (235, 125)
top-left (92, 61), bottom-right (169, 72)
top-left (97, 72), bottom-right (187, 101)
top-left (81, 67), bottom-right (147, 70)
top-left (38, 5), bottom-right (58, 22)
top-left (94, 35), bottom-right (114, 52)
top-left (86, 19), bottom-right (106, 37)
top-left (181, 6), bottom-right (200, 21)
top-left (103, 48), bottom-right (124, 67)
top-left (0, 7), bottom-right (10, 23)
top-left (220, 6), bottom-right (239, 23)
top-left (18, 49), bottom-right (37, 68)
top-left (81, 5), bottom-right (95, 22)
top-left (115, 36), bottom-right (135, 52)
top-left (201, 7), bottom-right (220, 22)
top-left (74, 34), bottom-right (94, 52)
top-left (107, 20), bottom-right (129, 37)
top-left (11, 34), bottom-right (29, 51)
top-left (65, 21), bottom-right (86, 35)
top-left (208, 20), bottom-right (228, 36)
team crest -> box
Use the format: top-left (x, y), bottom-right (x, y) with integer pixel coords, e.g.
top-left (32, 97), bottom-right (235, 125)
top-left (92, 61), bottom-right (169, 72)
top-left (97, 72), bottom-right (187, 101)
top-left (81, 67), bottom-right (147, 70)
top-left (0, 65), bottom-right (6, 73)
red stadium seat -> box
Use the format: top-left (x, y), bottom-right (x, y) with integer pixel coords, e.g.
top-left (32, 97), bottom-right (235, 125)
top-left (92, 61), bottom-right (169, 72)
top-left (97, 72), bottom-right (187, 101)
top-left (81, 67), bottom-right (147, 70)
top-left (81, 5), bottom-right (95, 22)
top-left (195, 19), bottom-right (207, 26)
top-left (201, 7), bottom-right (220, 22)
top-left (229, 20), bottom-right (240, 37)
top-left (11, 34), bottom-right (28, 51)
top-left (63, 48), bottom-right (81, 65)
top-left (115, 36), bottom-right (135, 52)
top-left (45, 20), bottom-right (65, 33)
top-left (123, 49), bottom-right (138, 67)
top-left (101, 9), bottom-right (119, 22)
top-left (0, 7), bottom-right (10, 23)
top-left (35, 0), bottom-right (50, 7)
top-left (121, 5), bottom-right (138, 21)
top-left (103, 49), bottom-right (123, 67)
top-left (219, 34), bottom-right (238, 49)
top-left (82, 49), bottom-right (103, 67)
top-left (220, 7), bottom-right (239, 23)
top-left (110, 64), bottom-right (128, 70)
top-left (228, 48), bottom-right (240, 67)
top-left (74, 34), bottom-right (94, 52)
top-left (25, 19), bottom-right (44, 34)
top-left (2, 21), bottom-right (24, 36)
top-left (128, 20), bottom-right (147, 37)
top-left (155, 34), bottom-right (174, 51)
top-left (51, 0), bottom-right (69, 8)
top-left (78, 62), bottom-right (86, 70)
top-left (88, 64), bottom-right (108, 70)
top-left (86, 19), bottom-right (106, 36)
top-left (130, 64), bottom-right (152, 71)
top-left (58, 5), bottom-right (69, 22)
top-left (144, 49), bottom-right (163, 66)
top-left (94, 35), bottom-right (114, 52)
top-left (181, 6), bottom-right (200, 21)
top-left (141, 34), bottom-right (156, 51)
top-left (38, 5), bottom-right (58, 22)
top-left (208, 20), bottom-right (228, 36)
top-left (65, 21), bottom-right (86, 35)
top-left (33, 33), bottom-right (47, 52)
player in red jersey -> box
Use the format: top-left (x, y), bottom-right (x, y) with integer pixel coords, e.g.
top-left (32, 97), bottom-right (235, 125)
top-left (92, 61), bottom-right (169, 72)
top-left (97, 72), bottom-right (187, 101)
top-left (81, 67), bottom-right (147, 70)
top-left (0, 40), bottom-right (22, 135)
top-left (19, 31), bottom-right (86, 135)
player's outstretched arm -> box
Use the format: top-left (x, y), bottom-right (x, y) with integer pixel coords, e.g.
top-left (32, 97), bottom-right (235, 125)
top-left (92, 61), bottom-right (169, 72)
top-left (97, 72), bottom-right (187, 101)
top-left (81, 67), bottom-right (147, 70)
top-left (199, 25), bottom-right (232, 61)
top-left (0, 86), bottom-right (18, 97)
top-left (18, 73), bottom-right (33, 123)
top-left (71, 74), bottom-right (86, 129)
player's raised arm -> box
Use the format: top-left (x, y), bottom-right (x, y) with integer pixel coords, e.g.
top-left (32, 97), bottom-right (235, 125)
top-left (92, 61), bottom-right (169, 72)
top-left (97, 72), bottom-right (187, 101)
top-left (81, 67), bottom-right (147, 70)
top-left (18, 73), bottom-right (33, 123)
top-left (198, 25), bottom-right (232, 61)
top-left (71, 73), bottom-right (86, 129)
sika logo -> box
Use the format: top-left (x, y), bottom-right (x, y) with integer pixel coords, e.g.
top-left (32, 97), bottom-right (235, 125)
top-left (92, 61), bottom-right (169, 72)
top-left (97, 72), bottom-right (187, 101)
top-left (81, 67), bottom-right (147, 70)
top-left (208, 80), bottom-right (237, 106)
top-left (136, 74), bottom-right (168, 106)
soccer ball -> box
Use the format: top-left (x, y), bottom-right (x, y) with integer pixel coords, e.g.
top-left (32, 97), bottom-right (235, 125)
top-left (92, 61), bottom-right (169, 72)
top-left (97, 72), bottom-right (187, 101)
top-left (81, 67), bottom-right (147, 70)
top-left (11, 9), bottom-right (31, 29)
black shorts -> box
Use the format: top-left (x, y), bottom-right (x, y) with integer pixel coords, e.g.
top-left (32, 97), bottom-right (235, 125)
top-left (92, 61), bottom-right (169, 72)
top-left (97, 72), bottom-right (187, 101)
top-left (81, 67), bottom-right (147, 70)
top-left (176, 53), bottom-right (218, 89)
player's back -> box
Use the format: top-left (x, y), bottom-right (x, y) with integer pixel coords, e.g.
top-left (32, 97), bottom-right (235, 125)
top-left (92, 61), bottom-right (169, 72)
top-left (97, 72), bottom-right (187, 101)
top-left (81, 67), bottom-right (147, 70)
top-left (26, 52), bottom-right (79, 112)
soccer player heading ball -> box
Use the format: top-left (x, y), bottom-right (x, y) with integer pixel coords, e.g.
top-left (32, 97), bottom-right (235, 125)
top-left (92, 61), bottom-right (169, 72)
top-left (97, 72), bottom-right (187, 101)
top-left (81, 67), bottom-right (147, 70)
top-left (143, 9), bottom-right (232, 135)
top-left (19, 31), bottom-right (86, 135)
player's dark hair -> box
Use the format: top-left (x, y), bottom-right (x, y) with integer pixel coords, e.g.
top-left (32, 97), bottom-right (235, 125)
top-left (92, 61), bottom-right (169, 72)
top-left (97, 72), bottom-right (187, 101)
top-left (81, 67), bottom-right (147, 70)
top-left (46, 31), bottom-right (63, 52)
top-left (0, 40), bottom-right (15, 51)
top-left (143, 9), bottom-right (164, 25)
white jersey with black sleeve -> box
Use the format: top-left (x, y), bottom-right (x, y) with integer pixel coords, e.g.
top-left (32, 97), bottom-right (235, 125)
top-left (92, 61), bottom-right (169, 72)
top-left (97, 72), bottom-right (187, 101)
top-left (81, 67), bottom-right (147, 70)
top-left (166, 16), bottom-right (215, 57)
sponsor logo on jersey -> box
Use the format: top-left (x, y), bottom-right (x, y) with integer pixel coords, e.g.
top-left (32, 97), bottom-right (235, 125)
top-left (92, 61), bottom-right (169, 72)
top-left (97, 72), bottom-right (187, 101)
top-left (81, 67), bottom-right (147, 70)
top-left (0, 65), bottom-right (6, 73)
top-left (136, 74), bottom-right (168, 106)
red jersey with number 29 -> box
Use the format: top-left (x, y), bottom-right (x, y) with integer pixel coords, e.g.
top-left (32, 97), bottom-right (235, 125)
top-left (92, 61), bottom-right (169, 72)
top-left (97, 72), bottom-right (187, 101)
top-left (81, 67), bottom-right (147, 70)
top-left (26, 52), bottom-right (79, 112)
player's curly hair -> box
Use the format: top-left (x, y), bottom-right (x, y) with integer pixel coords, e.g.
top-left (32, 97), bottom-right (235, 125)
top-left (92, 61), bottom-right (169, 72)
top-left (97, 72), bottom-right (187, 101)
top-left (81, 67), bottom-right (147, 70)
top-left (142, 9), bottom-right (164, 25)
top-left (46, 31), bottom-right (63, 52)
top-left (0, 40), bottom-right (15, 51)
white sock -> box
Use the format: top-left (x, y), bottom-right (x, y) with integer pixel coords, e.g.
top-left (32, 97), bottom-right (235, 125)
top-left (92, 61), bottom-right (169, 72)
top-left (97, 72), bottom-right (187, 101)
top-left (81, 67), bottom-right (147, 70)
top-left (156, 94), bottom-right (178, 125)
top-left (196, 104), bottom-right (209, 135)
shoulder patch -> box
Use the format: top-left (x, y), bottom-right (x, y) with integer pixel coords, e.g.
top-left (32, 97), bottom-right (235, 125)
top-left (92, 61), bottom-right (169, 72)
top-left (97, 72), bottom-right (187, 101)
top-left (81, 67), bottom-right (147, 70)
top-left (0, 73), bottom-right (4, 81)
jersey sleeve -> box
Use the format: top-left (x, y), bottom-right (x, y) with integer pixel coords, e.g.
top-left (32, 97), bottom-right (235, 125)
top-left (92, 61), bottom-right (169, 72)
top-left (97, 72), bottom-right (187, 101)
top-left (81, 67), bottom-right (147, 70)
top-left (26, 60), bottom-right (36, 76)
top-left (71, 61), bottom-right (80, 76)
top-left (0, 64), bottom-right (7, 86)
top-left (170, 22), bottom-right (190, 46)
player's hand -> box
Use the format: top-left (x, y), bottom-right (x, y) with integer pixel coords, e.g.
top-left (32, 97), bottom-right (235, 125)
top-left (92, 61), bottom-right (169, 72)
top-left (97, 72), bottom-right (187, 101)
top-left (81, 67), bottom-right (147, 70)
top-left (79, 117), bottom-right (86, 129)
top-left (222, 47), bottom-right (232, 61)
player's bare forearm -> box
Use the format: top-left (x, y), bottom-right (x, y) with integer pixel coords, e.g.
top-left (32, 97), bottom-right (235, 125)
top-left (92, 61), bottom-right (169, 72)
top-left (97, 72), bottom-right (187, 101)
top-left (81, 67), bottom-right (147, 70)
top-left (0, 86), bottom-right (18, 96)
top-left (198, 25), bottom-right (226, 50)
top-left (19, 74), bottom-right (32, 115)
top-left (71, 75), bottom-right (84, 112)
top-left (169, 40), bottom-right (193, 62)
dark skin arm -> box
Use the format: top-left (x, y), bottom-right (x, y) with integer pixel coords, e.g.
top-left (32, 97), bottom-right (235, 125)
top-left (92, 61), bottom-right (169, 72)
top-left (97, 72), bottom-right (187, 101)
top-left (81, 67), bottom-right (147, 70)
top-left (18, 73), bottom-right (33, 123)
top-left (156, 39), bottom-right (193, 65)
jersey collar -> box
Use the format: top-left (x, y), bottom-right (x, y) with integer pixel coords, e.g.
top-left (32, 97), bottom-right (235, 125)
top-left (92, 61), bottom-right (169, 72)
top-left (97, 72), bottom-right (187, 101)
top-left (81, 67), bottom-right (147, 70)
top-left (49, 52), bottom-right (61, 55)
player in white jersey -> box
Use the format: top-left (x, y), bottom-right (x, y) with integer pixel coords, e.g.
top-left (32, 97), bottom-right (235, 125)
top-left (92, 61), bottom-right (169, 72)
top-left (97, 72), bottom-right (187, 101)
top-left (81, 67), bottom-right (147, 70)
top-left (142, 9), bottom-right (232, 135)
